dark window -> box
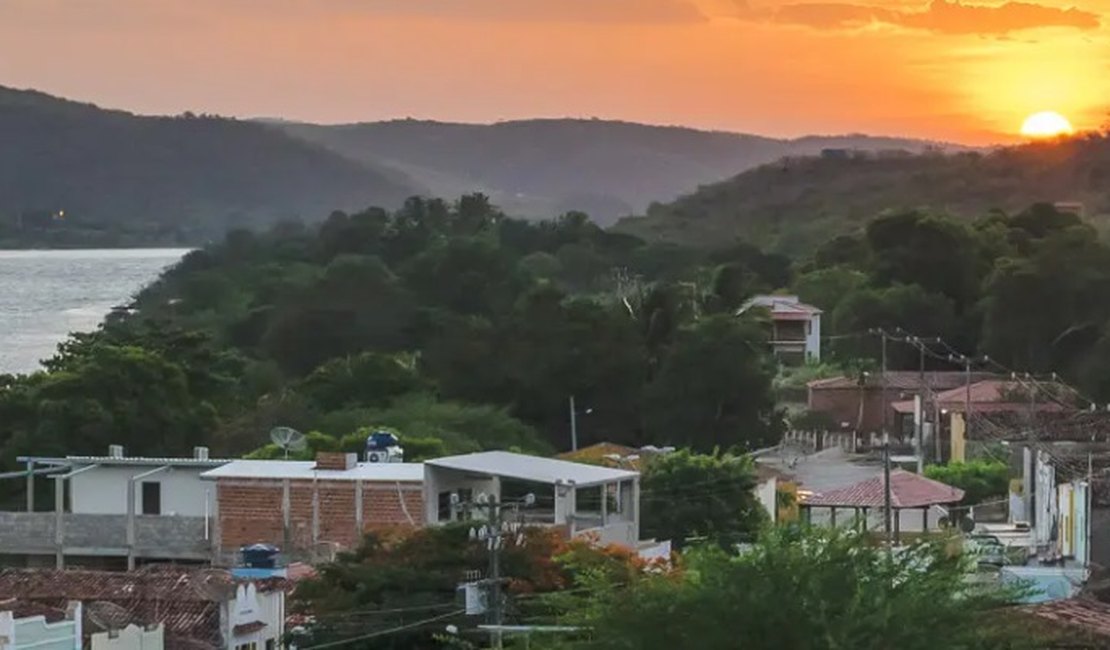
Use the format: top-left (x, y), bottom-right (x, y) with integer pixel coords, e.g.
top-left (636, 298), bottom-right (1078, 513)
top-left (265, 640), bottom-right (276, 650)
top-left (438, 491), bottom-right (452, 521)
top-left (141, 481), bottom-right (161, 515)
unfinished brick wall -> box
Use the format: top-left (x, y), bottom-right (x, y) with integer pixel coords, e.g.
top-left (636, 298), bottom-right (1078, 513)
top-left (216, 479), bottom-right (424, 553)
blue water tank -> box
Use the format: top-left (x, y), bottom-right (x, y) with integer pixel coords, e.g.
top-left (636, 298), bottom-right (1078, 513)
top-left (367, 431), bottom-right (399, 451)
top-left (240, 543), bottom-right (280, 569)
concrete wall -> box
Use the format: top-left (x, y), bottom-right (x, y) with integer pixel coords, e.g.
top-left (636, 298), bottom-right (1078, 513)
top-left (0, 512), bottom-right (210, 560)
top-left (755, 478), bottom-right (777, 522)
top-left (90, 625), bottom-right (164, 650)
top-left (70, 466), bottom-right (213, 517)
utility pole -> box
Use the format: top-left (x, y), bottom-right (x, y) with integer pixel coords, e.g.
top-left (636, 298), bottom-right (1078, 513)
top-left (916, 338), bottom-right (925, 473)
top-left (880, 329), bottom-right (889, 441)
top-left (964, 356), bottom-right (972, 439)
top-left (569, 396), bottom-right (578, 452)
top-left (883, 432), bottom-right (893, 547)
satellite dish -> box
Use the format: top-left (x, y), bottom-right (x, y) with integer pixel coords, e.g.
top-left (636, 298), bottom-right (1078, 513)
top-left (270, 427), bottom-right (307, 459)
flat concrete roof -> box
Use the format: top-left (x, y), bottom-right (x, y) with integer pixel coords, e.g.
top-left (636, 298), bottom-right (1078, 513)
top-left (201, 459), bottom-right (424, 482)
top-left (426, 451), bottom-right (638, 487)
top-left (19, 455), bottom-right (233, 468)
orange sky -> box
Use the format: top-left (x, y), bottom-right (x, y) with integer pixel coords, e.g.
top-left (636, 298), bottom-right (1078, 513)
top-left (0, 0), bottom-right (1106, 144)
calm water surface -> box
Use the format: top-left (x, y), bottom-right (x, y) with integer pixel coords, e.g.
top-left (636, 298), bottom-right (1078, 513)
top-left (0, 249), bottom-right (189, 373)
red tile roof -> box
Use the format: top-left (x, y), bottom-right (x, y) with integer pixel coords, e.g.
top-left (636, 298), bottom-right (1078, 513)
top-left (0, 567), bottom-right (288, 650)
top-left (1024, 598), bottom-right (1110, 639)
top-left (891, 380), bottom-right (1068, 414)
top-left (232, 621), bottom-right (269, 635)
top-left (803, 469), bottom-right (964, 508)
top-left (808, 372), bottom-right (999, 391)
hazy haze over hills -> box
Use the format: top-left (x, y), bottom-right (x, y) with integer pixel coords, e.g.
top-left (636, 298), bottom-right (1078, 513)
top-left (0, 86), bottom-right (416, 240)
top-left (278, 118), bottom-right (959, 225)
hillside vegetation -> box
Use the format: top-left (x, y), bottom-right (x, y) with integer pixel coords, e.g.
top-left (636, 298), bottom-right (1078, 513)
top-left (278, 118), bottom-right (952, 224)
top-left (0, 86), bottom-right (416, 243)
top-left (617, 135), bottom-right (1110, 253)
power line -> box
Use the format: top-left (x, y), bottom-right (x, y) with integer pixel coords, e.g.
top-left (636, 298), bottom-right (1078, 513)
top-left (299, 609), bottom-right (466, 650)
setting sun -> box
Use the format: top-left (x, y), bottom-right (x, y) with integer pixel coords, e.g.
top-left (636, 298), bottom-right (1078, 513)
top-left (1020, 111), bottom-right (1074, 138)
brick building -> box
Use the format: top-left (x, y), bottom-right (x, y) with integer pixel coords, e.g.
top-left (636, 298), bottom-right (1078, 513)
top-left (201, 453), bottom-right (423, 560)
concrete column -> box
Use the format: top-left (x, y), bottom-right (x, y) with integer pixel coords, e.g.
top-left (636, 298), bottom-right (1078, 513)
top-left (281, 479), bottom-right (291, 550)
top-left (54, 476), bottom-right (65, 569)
top-left (25, 460), bottom-right (34, 512)
top-left (126, 479), bottom-right (136, 570)
top-left (632, 478), bottom-right (641, 542)
top-left (355, 480), bottom-right (364, 538)
top-left (600, 483), bottom-right (608, 526)
top-left (311, 480), bottom-right (320, 546)
top-left (210, 487), bottom-right (222, 565)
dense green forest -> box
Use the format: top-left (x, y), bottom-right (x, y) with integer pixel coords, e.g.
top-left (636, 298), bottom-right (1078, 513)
top-left (618, 133), bottom-right (1110, 253)
top-left (0, 195), bottom-right (1107, 486)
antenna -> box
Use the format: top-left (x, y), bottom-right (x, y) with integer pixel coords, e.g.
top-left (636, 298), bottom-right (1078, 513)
top-left (270, 426), bottom-right (307, 459)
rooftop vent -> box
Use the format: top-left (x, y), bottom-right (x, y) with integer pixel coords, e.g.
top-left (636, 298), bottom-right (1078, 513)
top-left (193, 446), bottom-right (210, 461)
top-left (108, 444), bottom-right (125, 459)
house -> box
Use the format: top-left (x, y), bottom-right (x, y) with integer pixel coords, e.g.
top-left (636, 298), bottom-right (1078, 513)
top-left (738, 295), bottom-right (821, 365)
top-left (3, 446), bottom-right (230, 569)
top-left (0, 566), bottom-right (284, 650)
top-left (890, 380), bottom-right (1066, 462)
top-left (200, 452), bottom-right (424, 559)
top-left (423, 451), bottom-right (640, 548)
top-left (806, 371), bottom-right (999, 434)
top-left (0, 600), bottom-right (82, 650)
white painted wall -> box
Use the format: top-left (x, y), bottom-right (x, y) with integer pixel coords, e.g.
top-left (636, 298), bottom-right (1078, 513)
top-left (755, 478), bottom-right (777, 522)
top-left (1, 604), bottom-right (81, 650)
top-left (225, 584), bottom-right (285, 650)
top-left (69, 466), bottom-right (213, 517)
top-left (91, 625), bottom-right (164, 650)
top-left (805, 314), bottom-right (822, 362)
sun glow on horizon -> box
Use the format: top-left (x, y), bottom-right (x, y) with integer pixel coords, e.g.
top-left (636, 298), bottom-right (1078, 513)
top-left (1020, 111), bottom-right (1074, 138)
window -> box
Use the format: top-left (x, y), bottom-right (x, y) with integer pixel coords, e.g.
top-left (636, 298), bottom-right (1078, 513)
top-left (235, 642), bottom-right (258, 650)
top-left (141, 481), bottom-right (161, 515)
top-left (265, 639), bottom-right (276, 650)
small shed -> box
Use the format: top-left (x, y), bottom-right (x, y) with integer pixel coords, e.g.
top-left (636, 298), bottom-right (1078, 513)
top-left (801, 469), bottom-right (964, 540)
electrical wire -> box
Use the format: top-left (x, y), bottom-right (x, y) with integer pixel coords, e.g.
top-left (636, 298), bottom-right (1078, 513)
top-left (298, 609), bottom-right (466, 650)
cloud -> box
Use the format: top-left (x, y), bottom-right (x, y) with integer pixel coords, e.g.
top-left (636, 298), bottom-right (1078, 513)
top-left (743, 0), bottom-right (1099, 34)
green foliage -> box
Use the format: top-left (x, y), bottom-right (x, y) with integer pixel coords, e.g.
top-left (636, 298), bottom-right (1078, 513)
top-left (924, 460), bottom-right (1010, 505)
top-left (544, 527), bottom-right (1040, 650)
top-left (640, 449), bottom-right (767, 549)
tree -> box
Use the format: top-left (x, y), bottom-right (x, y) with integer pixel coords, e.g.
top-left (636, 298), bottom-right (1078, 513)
top-left (545, 527), bottom-right (1040, 650)
top-left (640, 449), bottom-right (767, 548)
top-left (292, 525), bottom-right (643, 650)
top-left (792, 266), bottom-right (868, 314)
top-left (643, 315), bottom-right (780, 450)
top-left (924, 460), bottom-right (1009, 506)
top-left (298, 352), bottom-right (426, 411)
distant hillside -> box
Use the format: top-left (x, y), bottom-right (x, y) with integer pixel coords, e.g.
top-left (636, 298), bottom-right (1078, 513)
top-left (615, 136), bottom-right (1110, 253)
top-left (277, 118), bottom-right (955, 225)
top-left (0, 86), bottom-right (417, 242)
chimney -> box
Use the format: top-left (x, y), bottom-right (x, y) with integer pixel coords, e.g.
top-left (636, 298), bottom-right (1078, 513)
top-left (315, 452), bottom-right (357, 471)
top-left (193, 446), bottom-right (210, 461)
top-left (108, 444), bottom-right (124, 459)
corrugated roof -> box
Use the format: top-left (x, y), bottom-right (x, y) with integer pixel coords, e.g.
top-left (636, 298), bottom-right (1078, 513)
top-left (19, 456), bottom-right (232, 468)
top-left (427, 451), bottom-right (638, 487)
top-left (739, 295), bottom-right (822, 318)
top-left (201, 459), bottom-right (424, 482)
top-left (803, 469), bottom-right (964, 508)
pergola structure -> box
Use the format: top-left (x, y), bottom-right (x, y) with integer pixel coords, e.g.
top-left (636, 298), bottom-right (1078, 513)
top-left (800, 469), bottom-right (964, 541)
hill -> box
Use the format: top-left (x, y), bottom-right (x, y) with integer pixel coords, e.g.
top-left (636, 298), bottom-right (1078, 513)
top-left (276, 118), bottom-right (954, 225)
top-left (0, 86), bottom-right (417, 243)
top-left (615, 136), bottom-right (1110, 253)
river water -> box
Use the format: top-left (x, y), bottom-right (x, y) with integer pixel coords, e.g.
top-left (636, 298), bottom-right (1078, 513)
top-left (0, 249), bottom-right (189, 374)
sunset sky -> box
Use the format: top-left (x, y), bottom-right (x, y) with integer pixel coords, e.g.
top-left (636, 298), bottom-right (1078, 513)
top-left (0, 0), bottom-right (1106, 144)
